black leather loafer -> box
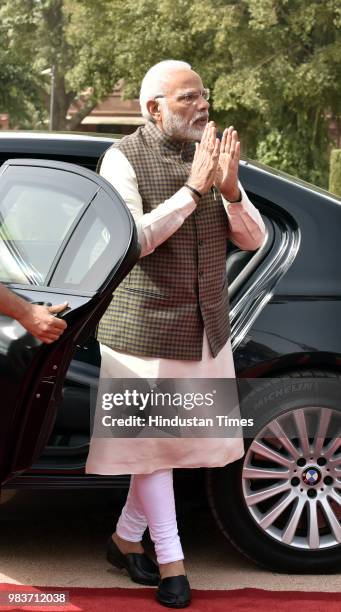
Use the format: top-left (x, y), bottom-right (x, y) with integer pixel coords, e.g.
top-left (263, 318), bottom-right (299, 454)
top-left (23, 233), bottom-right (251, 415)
top-left (106, 536), bottom-right (160, 586)
top-left (156, 575), bottom-right (191, 608)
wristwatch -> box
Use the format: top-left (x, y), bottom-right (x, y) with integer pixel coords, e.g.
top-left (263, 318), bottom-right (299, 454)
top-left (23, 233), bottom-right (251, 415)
top-left (184, 183), bottom-right (202, 200)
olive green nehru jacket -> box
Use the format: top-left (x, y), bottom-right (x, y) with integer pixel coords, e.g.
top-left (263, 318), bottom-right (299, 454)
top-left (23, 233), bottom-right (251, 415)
top-left (97, 120), bottom-right (231, 360)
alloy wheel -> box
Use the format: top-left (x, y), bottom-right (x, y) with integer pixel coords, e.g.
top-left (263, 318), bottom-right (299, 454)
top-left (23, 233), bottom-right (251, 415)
top-left (242, 406), bottom-right (341, 550)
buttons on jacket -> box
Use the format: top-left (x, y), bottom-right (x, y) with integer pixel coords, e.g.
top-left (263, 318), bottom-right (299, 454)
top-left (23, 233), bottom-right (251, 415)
top-left (198, 239), bottom-right (204, 247)
top-left (198, 270), bottom-right (204, 278)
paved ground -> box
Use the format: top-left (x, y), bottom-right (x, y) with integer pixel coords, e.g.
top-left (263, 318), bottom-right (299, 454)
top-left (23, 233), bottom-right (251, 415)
top-left (0, 486), bottom-right (340, 592)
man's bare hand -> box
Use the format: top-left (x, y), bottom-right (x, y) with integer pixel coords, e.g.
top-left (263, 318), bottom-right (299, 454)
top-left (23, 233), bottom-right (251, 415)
top-left (187, 121), bottom-right (220, 195)
top-left (215, 126), bottom-right (241, 201)
top-left (19, 302), bottom-right (68, 344)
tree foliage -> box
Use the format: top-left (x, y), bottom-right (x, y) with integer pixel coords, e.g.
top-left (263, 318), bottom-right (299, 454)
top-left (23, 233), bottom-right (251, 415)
top-left (329, 149), bottom-right (341, 196)
top-left (0, 11), bottom-right (43, 124)
top-left (0, 0), bottom-right (120, 129)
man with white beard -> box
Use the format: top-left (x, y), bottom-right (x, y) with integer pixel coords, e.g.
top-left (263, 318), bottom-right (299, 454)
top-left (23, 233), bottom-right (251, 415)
top-left (86, 60), bottom-right (266, 608)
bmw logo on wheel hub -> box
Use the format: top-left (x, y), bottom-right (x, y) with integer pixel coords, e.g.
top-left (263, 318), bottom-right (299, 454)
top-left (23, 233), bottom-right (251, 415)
top-left (302, 466), bottom-right (321, 486)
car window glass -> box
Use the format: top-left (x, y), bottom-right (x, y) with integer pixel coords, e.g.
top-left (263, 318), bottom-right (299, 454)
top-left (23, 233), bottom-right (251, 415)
top-left (0, 166), bottom-right (97, 285)
top-left (50, 188), bottom-right (131, 291)
top-left (63, 217), bottom-right (110, 285)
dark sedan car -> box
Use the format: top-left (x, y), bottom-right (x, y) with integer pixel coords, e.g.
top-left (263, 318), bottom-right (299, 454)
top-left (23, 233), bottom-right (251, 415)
top-left (0, 131), bottom-right (340, 574)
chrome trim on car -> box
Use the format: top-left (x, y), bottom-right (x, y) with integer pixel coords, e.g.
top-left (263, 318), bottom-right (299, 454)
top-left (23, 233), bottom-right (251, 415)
top-left (230, 215), bottom-right (301, 351)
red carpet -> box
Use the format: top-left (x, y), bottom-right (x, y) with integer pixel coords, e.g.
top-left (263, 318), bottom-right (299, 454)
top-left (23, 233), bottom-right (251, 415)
top-left (0, 584), bottom-right (341, 612)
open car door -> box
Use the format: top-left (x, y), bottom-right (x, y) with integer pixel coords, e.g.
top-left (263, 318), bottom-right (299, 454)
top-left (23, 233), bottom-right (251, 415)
top-left (0, 158), bottom-right (139, 485)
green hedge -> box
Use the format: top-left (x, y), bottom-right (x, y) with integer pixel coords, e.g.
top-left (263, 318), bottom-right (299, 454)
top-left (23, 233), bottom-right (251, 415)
top-left (329, 150), bottom-right (341, 196)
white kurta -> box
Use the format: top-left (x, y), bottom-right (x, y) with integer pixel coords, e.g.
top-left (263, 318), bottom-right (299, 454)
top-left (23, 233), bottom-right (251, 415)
top-left (85, 146), bottom-right (266, 475)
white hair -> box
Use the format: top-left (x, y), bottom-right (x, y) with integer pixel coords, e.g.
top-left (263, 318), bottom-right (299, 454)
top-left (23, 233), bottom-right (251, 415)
top-left (139, 60), bottom-right (192, 121)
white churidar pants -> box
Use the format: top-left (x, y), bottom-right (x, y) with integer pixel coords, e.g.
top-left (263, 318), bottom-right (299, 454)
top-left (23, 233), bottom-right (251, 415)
top-left (116, 468), bottom-right (184, 563)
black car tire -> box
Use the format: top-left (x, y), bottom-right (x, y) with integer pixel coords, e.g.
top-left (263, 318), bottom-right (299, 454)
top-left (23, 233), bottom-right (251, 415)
top-left (206, 370), bottom-right (341, 574)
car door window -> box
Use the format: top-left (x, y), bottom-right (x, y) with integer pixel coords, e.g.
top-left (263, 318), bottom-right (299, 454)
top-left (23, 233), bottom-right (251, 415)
top-left (0, 166), bottom-right (97, 285)
top-left (50, 188), bottom-right (132, 291)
